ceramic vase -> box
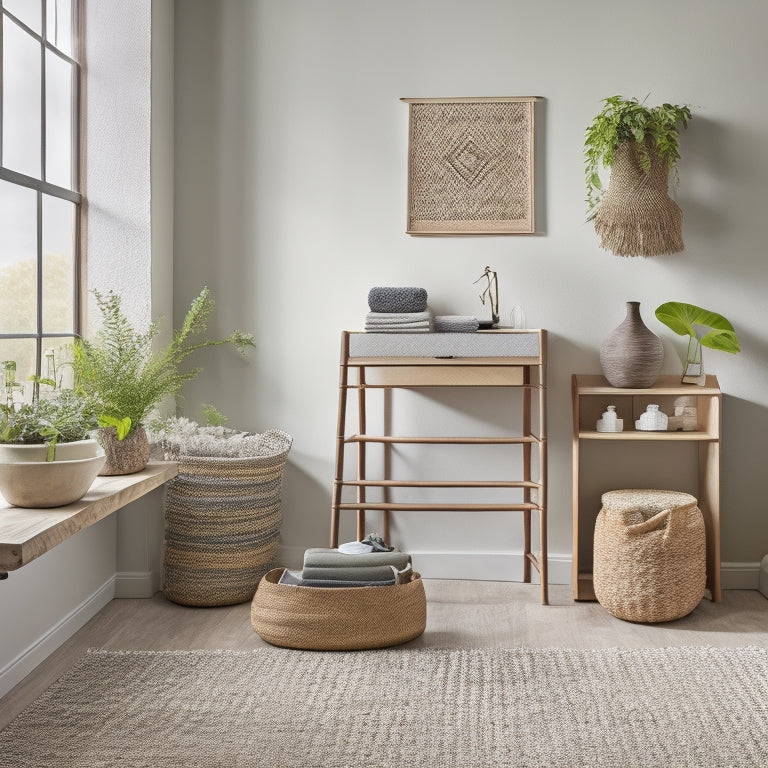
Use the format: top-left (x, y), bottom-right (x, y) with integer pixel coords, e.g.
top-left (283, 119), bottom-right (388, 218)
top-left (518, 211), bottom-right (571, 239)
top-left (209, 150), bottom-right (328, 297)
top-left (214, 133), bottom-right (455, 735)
top-left (600, 301), bottom-right (664, 388)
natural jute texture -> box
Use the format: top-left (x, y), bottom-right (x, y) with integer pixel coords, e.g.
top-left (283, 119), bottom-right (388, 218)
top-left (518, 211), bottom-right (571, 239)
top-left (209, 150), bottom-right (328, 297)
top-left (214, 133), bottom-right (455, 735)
top-left (2, 647), bottom-right (767, 768)
top-left (162, 430), bottom-right (292, 607)
top-left (251, 567), bottom-right (427, 649)
top-left (594, 141), bottom-right (683, 257)
top-left (594, 489), bottom-right (706, 623)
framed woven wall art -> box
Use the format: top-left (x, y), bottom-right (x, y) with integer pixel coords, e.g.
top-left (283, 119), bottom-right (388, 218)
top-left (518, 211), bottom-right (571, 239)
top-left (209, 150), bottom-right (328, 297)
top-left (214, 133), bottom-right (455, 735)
top-left (401, 97), bottom-right (538, 235)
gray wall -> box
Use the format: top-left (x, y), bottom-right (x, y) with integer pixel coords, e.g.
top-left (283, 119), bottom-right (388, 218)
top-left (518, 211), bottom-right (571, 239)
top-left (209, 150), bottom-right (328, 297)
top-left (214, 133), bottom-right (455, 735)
top-left (174, 0), bottom-right (768, 579)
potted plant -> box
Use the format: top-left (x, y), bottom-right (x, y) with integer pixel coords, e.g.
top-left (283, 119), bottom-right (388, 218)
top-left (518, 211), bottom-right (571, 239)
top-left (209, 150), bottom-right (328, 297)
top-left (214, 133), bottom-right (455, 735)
top-left (0, 389), bottom-right (104, 507)
top-left (655, 302), bottom-right (740, 384)
top-left (148, 410), bottom-right (292, 607)
top-left (584, 95), bottom-right (692, 256)
top-left (72, 287), bottom-right (254, 475)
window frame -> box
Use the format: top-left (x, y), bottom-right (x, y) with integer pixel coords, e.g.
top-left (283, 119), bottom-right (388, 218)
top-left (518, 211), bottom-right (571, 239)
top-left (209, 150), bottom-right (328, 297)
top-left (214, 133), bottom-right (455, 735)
top-left (0, 0), bottom-right (83, 388)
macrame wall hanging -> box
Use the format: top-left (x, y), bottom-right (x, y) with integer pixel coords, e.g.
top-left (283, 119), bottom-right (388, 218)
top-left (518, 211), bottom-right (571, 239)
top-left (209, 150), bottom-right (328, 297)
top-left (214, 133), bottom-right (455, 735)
top-left (584, 96), bottom-right (692, 258)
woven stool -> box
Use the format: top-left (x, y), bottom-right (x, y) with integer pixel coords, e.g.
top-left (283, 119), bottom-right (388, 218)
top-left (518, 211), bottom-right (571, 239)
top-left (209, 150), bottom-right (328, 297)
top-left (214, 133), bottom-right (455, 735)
top-left (593, 489), bottom-right (706, 623)
top-left (251, 568), bottom-right (427, 650)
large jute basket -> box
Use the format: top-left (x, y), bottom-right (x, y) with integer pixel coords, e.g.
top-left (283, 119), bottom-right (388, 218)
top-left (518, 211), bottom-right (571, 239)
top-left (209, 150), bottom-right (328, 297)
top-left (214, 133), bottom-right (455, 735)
top-left (251, 567), bottom-right (427, 650)
top-left (594, 141), bottom-right (683, 257)
top-left (162, 430), bottom-right (292, 607)
top-left (593, 489), bottom-right (706, 623)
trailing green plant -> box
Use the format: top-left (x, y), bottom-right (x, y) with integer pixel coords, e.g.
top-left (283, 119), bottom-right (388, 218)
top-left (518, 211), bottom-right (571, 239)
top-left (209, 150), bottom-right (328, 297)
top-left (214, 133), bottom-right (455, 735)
top-left (655, 302), bottom-right (740, 354)
top-left (0, 390), bottom-right (99, 459)
top-left (72, 287), bottom-right (255, 440)
top-left (584, 95), bottom-right (692, 213)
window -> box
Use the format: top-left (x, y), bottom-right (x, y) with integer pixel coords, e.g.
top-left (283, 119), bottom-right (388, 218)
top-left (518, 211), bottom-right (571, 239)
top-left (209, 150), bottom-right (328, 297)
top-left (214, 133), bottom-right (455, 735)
top-left (0, 0), bottom-right (81, 403)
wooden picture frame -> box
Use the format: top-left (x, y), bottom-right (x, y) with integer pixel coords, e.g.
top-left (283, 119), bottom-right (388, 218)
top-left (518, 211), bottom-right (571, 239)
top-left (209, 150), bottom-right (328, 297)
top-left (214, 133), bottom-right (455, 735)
top-left (401, 97), bottom-right (538, 235)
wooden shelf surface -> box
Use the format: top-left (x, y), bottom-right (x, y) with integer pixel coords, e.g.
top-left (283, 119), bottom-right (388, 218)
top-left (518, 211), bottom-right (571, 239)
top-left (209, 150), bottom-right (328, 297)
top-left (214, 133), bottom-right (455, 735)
top-left (0, 462), bottom-right (178, 572)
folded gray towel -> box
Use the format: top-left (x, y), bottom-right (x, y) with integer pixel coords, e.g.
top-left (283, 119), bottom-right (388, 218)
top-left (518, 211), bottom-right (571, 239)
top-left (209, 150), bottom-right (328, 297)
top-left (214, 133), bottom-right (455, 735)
top-left (365, 310), bottom-right (434, 333)
top-left (301, 564), bottom-right (401, 582)
top-left (303, 548), bottom-right (412, 570)
top-left (278, 569), bottom-right (396, 588)
top-left (368, 286), bottom-right (428, 313)
top-left (434, 315), bottom-right (480, 333)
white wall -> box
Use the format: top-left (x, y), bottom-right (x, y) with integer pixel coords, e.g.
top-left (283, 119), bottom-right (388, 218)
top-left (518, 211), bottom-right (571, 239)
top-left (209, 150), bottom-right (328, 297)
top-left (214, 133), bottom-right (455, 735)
top-left (174, 0), bottom-right (768, 581)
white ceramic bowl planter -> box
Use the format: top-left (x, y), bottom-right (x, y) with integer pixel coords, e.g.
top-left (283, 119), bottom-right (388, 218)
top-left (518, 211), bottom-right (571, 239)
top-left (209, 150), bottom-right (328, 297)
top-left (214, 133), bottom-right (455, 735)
top-left (0, 438), bottom-right (105, 508)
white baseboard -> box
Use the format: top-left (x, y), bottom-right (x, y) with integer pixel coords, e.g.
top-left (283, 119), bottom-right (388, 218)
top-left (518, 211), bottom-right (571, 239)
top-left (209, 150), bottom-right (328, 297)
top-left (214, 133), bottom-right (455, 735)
top-left (279, 546), bottom-right (762, 591)
top-left (0, 576), bottom-right (115, 700)
top-left (114, 570), bottom-right (159, 598)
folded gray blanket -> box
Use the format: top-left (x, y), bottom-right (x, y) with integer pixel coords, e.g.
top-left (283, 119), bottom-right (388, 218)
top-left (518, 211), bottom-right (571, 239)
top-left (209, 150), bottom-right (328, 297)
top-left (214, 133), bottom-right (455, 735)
top-left (303, 548), bottom-right (412, 570)
top-left (434, 315), bottom-right (479, 332)
top-left (365, 310), bottom-right (433, 333)
top-left (368, 286), bottom-right (428, 313)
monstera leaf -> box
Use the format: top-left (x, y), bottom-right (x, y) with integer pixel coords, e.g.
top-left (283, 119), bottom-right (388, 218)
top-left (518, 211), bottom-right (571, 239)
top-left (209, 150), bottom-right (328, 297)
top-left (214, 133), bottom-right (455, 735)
top-left (655, 302), bottom-right (740, 354)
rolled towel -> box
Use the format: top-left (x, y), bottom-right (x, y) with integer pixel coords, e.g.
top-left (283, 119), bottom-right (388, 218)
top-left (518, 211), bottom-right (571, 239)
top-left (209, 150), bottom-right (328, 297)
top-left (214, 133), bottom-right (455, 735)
top-left (434, 315), bottom-right (480, 333)
top-left (368, 286), bottom-right (428, 313)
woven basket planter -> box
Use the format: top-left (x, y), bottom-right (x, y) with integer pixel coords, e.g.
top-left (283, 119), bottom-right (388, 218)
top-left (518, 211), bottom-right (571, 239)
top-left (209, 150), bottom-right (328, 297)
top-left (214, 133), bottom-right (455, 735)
top-left (594, 142), bottom-right (683, 257)
top-left (593, 489), bottom-right (706, 623)
top-left (251, 567), bottom-right (427, 650)
top-left (162, 430), bottom-right (292, 607)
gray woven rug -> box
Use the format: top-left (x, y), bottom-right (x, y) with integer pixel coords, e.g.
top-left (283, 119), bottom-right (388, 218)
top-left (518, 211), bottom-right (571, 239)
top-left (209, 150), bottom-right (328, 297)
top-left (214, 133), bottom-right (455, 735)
top-left (1, 646), bottom-right (767, 767)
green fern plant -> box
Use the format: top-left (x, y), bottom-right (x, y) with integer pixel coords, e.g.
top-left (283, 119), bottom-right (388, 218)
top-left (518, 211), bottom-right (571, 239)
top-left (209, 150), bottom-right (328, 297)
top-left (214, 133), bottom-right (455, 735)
top-left (584, 95), bottom-right (692, 213)
top-left (72, 287), bottom-right (254, 439)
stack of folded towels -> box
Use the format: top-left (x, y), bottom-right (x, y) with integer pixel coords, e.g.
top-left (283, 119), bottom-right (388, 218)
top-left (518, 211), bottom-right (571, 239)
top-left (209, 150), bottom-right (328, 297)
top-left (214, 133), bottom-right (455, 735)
top-left (365, 286), bottom-right (479, 333)
top-left (365, 286), bottom-right (433, 333)
top-left (278, 535), bottom-right (413, 587)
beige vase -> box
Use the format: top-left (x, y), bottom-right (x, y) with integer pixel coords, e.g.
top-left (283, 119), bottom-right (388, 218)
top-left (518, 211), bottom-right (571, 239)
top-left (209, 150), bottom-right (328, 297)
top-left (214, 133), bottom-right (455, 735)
top-left (97, 425), bottom-right (151, 476)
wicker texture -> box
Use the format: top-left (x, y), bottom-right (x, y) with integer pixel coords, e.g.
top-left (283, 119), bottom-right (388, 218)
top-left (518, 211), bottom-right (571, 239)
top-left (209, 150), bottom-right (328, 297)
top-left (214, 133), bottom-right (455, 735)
top-left (162, 430), bottom-right (292, 607)
top-left (593, 489), bottom-right (706, 623)
top-left (251, 567), bottom-right (427, 650)
top-left (594, 142), bottom-right (684, 257)
top-left (600, 301), bottom-right (664, 388)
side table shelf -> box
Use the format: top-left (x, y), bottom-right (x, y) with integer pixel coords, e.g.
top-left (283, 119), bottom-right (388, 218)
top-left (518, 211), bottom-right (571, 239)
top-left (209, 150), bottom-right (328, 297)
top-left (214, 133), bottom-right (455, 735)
top-left (331, 329), bottom-right (548, 604)
top-left (572, 374), bottom-right (722, 602)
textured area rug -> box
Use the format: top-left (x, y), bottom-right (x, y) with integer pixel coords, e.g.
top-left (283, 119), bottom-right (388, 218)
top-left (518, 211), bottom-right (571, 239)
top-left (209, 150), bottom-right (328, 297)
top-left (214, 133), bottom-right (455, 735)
top-left (1, 646), bottom-right (767, 768)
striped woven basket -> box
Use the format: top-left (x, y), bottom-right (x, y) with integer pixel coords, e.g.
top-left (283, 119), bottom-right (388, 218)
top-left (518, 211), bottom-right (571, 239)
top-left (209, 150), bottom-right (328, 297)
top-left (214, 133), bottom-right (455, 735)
top-left (251, 568), bottom-right (427, 650)
top-left (593, 489), bottom-right (706, 623)
top-left (162, 430), bottom-right (292, 607)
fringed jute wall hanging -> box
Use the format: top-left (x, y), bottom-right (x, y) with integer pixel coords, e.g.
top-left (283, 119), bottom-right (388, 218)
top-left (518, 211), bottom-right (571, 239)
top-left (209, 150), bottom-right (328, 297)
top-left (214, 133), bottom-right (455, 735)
top-left (584, 96), bottom-right (692, 257)
top-left (593, 141), bottom-right (684, 257)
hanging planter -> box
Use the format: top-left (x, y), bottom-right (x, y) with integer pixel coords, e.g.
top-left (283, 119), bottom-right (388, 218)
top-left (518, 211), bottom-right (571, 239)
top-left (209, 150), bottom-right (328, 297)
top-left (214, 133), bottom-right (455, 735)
top-left (584, 96), bottom-right (692, 257)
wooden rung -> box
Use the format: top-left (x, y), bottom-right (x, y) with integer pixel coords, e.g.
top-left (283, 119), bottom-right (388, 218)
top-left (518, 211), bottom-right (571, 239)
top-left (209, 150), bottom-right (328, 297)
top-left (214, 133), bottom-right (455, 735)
top-left (339, 480), bottom-right (540, 489)
top-left (336, 502), bottom-right (540, 512)
top-left (345, 435), bottom-right (538, 445)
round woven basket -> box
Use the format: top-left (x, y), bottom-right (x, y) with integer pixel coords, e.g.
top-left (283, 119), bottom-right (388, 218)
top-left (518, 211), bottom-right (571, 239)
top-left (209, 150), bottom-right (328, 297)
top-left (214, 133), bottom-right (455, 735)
top-left (251, 567), bottom-right (427, 650)
top-left (593, 489), bottom-right (706, 623)
top-left (162, 430), bottom-right (292, 607)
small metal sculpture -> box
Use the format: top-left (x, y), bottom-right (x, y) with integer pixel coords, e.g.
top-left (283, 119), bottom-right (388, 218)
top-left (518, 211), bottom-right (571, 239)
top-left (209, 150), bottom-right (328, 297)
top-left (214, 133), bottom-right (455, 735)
top-left (474, 266), bottom-right (499, 328)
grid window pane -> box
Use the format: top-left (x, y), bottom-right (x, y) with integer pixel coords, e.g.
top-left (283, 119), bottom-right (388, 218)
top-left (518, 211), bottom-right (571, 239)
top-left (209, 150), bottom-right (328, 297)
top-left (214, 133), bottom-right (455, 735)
top-left (2, 19), bottom-right (42, 179)
top-left (0, 180), bottom-right (38, 334)
top-left (4, 0), bottom-right (42, 35)
top-left (42, 194), bottom-right (75, 333)
top-left (0, 338), bottom-right (37, 404)
top-left (46, 0), bottom-right (73, 56)
top-left (45, 50), bottom-right (74, 188)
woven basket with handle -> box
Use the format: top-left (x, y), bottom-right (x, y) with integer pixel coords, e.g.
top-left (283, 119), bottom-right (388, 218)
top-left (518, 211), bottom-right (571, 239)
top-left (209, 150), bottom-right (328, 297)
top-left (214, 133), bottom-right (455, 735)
top-left (251, 567), bottom-right (427, 650)
top-left (593, 489), bottom-right (706, 623)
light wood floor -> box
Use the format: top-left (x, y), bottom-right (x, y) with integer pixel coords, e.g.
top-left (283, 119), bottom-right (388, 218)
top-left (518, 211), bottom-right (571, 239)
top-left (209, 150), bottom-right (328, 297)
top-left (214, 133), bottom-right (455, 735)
top-left (2, 580), bottom-right (767, 730)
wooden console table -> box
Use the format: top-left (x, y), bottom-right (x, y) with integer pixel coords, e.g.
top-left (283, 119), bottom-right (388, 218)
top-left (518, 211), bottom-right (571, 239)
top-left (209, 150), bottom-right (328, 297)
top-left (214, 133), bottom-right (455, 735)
top-left (0, 461), bottom-right (178, 576)
top-left (331, 329), bottom-right (548, 603)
